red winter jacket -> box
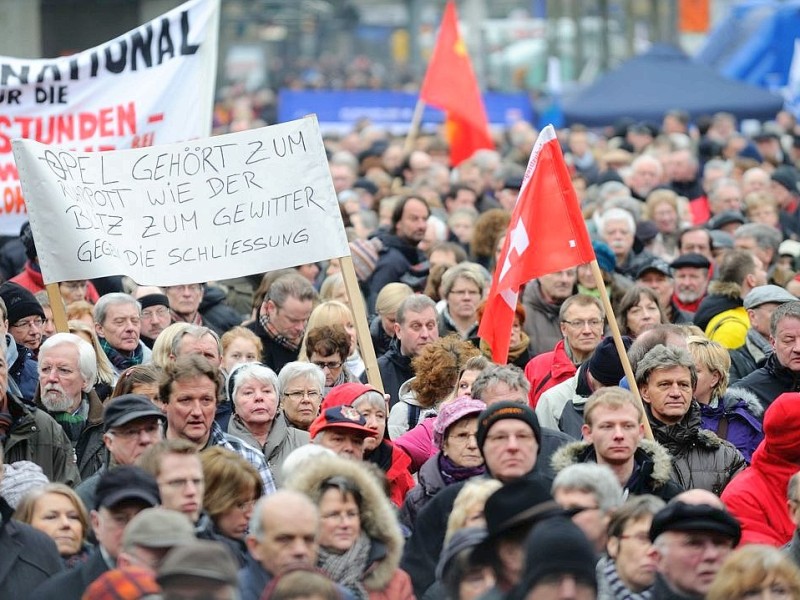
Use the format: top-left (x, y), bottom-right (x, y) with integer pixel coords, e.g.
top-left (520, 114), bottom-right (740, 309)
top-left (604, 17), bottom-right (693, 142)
top-left (385, 442), bottom-right (414, 508)
top-left (11, 261), bottom-right (99, 302)
top-left (524, 339), bottom-right (577, 409)
top-left (722, 393), bottom-right (800, 546)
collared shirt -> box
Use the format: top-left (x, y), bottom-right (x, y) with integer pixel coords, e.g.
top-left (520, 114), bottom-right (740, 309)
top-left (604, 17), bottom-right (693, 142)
top-left (207, 421), bottom-right (276, 494)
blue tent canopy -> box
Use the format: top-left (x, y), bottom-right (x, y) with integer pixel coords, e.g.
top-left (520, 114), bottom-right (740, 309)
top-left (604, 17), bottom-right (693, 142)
top-left (561, 44), bottom-right (784, 127)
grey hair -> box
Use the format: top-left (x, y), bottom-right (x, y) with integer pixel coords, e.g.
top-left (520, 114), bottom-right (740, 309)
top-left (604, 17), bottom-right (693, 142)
top-left (170, 325), bottom-right (222, 357)
top-left (607, 495), bottom-right (667, 538)
top-left (440, 262), bottom-right (488, 297)
top-left (552, 463), bottom-right (625, 513)
top-left (39, 332), bottom-right (98, 392)
top-left (703, 158), bottom-right (733, 179)
top-left (788, 472), bottom-right (800, 502)
top-left (471, 365), bottom-right (530, 402)
top-left (94, 292), bottom-right (141, 325)
top-left (230, 363), bottom-right (280, 406)
top-left (771, 301), bottom-right (800, 338)
top-left (600, 207), bottom-right (636, 235)
top-left (264, 272), bottom-right (317, 308)
top-left (277, 361), bottom-right (325, 394)
top-left (396, 295), bottom-right (437, 325)
top-left (634, 344), bottom-right (697, 389)
top-left (708, 177), bottom-right (740, 202)
top-left (352, 390), bottom-right (386, 412)
top-left (734, 222), bottom-right (782, 256)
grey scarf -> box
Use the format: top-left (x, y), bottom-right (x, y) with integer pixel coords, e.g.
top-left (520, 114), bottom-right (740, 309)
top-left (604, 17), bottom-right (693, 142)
top-left (318, 531), bottom-right (371, 600)
top-left (746, 328), bottom-right (773, 364)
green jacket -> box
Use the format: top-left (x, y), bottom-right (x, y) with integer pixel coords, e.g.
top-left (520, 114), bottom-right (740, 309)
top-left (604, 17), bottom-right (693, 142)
top-left (4, 394), bottom-right (80, 487)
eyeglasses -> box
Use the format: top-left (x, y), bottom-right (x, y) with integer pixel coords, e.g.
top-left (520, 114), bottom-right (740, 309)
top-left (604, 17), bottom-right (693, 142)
top-left (12, 317), bottom-right (44, 330)
top-left (284, 390), bottom-right (321, 401)
top-left (234, 499), bottom-right (256, 513)
top-left (447, 431), bottom-right (478, 445)
top-left (561, 319), bottom-right (603, 329)
top-left (167, 284), bottom-right (202, 293)
top-left (312, 360), bottom-right (343, 371)
top-left (141, 307), bottom-right (170, 320)
top-left (109, 422), bottom-right (162, 439)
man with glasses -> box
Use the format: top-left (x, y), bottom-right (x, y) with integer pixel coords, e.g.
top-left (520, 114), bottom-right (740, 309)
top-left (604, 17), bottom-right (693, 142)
top-left (37, 332), bottom-right (106, 480)
top-left (0, 281), bottom-right (46, 356)
top-left (165, 282), bottom-right (242, 337)
top-left (94, 293), bottom-right (152, 379)
top-left (524, 294), bottom-right (605, 407)
top-left (0, 293), bottom-right (39, 403)
top-left (75, 393), bottom-right (165, 511)
top-left (33, 465), bottom-right (161, 599)
top-left (246, 272), bottom-right (317, 373)
top-left (132, 286), bottom-right (172, 348)
top-left (648, 501), bottom-right (740, 599)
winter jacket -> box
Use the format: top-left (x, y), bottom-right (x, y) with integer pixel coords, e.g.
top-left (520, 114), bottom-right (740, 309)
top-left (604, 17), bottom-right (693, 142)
top-left (535, 367), bottom-right (589, 437)
top-left (437, 308), bottom-right (478, 340)
top-left (400, 428), bottom-right (572, 597)
top-left (647, 403), bottom-right (746, 495)
top-left (366, 440), bottom-right (415, 508)
top-left (10, 260), bottom-right (99, 301)
top-left (32, 546), bottom-right (109, 600)
top-left (693, 281), bottom-right (742, 333)
top-left (722, 393), bottom-right (800, 546)
top-left (4, 393), bottom-right (80, 486)
top-left (239, 554), bottom-right (357, 600)
top-left (104, 340), bottom-right (153, 380)
top-left (245, 317), bottom-right (300, 374)
top-left (370, 315), bottom-right (394, 359)
top-left (200, 284), bottom-right (244, 336)
top-left (0, 497), bottom-right (63, 600)
top-left (375, 338), bottom-right (415, 409)
top-left (388, 378), bottom-right (437, 440)
top-left (650, 574), bottom-right (697, 600)
top-left (699, 388), bottom-right (764, 463)
top-left (522, 280), bottom-right (566, 358)
top-left (286, 454), bottom-right (413, 600)
top-left (5, 334), bottom-right (37, 404)
top-left (729, 333), bottom-right (770, 385)
top-left (366, 233), bottom-right (426, 314)
top-left (551, 439), bottom-right (683, 501)
top-left (35, 389), bottom-right (106, 482)
top-left (524, 339), bottom-right (577, 408)
top-left (0, 238), bottom-right (25, 282)
top-left (227, 412), bottom-right (310, 488)
top-left (731, 352), bottom-right (800, 410)
top-left (400, 453), bottom-right (449, 529)
top-left (394, 417), bottom-right (436, 473)
top-left (705, 306), bottom-right (749, 350)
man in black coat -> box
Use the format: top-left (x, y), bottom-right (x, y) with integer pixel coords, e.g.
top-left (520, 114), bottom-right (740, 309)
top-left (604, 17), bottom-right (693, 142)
top-left (0, 445), bottom-right (63, 600)
top-left (33, 466), bottom-right (160, 600)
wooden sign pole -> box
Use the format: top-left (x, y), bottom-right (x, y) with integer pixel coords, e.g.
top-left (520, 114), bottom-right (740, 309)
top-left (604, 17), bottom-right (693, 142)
top-left (45, 282), bottom-right (69, 333)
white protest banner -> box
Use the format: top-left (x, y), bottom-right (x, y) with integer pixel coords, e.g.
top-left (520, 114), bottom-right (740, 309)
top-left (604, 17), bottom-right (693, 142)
top-left (12, 116), bottom-right (351, 286)
top-left (0, 0), bottom-right (219, 236)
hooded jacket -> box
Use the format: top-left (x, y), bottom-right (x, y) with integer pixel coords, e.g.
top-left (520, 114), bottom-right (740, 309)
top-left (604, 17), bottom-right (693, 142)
top-left (522, 280), bottom-right (565, 358)
top-left (693, 280), bottom-right (743, 333)
top-left (387, 377), bottom-right (436, 440)
top-left (286, 454), bottom-right (414, 600)
top-left (370, 316), bottom-right (394, 359)
top-left (699, 387), bottom-right (764, 463)
top-left (722, 393), bottom-right (800, 546)
top-left (5, 334), bottom-right (37, 404)
top-left (731, 352), bottom-right (800, 410)
top-left (647, 402), bottom-right (746, 495)
top-left (524, 339), bottom-right (577, 408)
top-left (199, 284), bottom-right (244, 336)
top-left (551, 439), bottom-right (683, 501)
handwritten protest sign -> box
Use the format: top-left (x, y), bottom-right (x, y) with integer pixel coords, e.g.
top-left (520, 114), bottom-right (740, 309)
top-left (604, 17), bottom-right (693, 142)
top-left (12, 116), bottom-right (351, 286)
top-left (0, 0), bottom-right (219, 236)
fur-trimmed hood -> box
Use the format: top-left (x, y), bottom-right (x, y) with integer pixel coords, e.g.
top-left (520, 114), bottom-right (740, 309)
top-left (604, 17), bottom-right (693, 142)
top-left (722, 386), bottom-right (764, 420)
top-left (284, 454), bottom-right (404, 591)
top-left (551, 438), bottom-right (675, 488)
top-left (707, 280), bottom-right (743, 300)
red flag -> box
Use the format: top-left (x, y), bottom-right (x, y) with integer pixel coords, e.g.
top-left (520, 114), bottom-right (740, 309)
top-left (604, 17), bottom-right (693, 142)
top-left (419, 1), bottom-right (494, 166)
top-left (479, 125), bottom-right (595, 363)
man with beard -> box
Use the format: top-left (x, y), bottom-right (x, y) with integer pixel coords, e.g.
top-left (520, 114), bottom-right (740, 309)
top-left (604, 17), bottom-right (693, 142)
top-left (523, 268), bottom-right (578, 357)
top-left (246, 272), bottom-right (317, 374)
top-left (670, 254), bottom-right (710, 315)
top-left (366, 196), bottom-right (430, 313)
top-left (36, 332), bottom-right (105, 481)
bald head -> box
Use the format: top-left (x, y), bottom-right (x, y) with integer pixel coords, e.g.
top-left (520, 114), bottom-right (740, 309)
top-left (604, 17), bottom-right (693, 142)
top-left (672, 488), bottom-right (725, 509)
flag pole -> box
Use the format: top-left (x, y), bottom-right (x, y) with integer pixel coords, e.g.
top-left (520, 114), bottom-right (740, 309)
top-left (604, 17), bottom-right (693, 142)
top-left (589, 260), bottom-right (655, 441)
top-left (403, 98), bottom-right (426, 154)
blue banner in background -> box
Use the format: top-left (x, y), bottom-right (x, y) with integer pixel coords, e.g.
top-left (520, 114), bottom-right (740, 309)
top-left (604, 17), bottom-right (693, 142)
top-left (278, 90), bottom-right (535, 133)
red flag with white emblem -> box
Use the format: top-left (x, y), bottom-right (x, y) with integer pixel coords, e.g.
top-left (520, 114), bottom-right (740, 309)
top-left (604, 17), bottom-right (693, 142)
top-left (479, 125), bottom-right (595, 363)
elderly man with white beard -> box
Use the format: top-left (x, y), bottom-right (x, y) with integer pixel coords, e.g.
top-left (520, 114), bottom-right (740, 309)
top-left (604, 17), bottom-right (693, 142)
top-left (35, 332), bottom-right (105, 481)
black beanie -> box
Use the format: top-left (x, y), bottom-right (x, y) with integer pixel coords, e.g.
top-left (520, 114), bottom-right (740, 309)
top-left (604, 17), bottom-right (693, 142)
top-left (587, 336), bottom-right (632, 386)
top-left (0, 282), bottom-right (45, 325)
top-left (511, 517), bottom-right (598, 599)
top-left (476, 401), bottom-right (541, 451)
top-left (138, 293), bottom-right (170, 311)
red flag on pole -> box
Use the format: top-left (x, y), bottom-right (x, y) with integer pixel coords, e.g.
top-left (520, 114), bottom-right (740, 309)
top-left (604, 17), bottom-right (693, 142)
top-left (479, 125), bottom-right (595, 364)
top-left (419, 1), bottom-right (495, 166)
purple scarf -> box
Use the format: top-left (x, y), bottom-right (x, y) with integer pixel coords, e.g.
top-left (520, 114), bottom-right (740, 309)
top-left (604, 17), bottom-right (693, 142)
top-left (438, 452), bottom-right (485, 485)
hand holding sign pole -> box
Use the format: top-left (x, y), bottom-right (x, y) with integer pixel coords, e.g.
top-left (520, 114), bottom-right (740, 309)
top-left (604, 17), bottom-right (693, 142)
top-left (479, 125), bottom-right (653, 440)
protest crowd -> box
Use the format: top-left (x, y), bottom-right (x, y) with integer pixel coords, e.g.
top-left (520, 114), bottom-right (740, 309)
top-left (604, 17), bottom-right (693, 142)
top-left (5, 101), bottom-right (800, 600)
top-left (7, 5), bottom-right (800, 600)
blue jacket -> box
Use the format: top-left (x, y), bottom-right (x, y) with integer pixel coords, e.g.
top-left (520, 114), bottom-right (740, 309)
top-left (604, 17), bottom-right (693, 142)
top-left (699, 387), bottom-right (764, 463)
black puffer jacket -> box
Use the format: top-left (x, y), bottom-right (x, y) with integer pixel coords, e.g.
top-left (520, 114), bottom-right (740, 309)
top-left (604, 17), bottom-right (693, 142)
top-left (372, 338), bottom-right (414, 408)
top-left (200, 284), bottom-right (243, 335)
top-left (366, 233), bottom-right (425, 313)
top-left (732, 352), bottom-right (800, 410)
